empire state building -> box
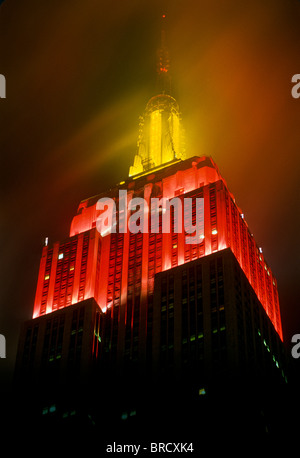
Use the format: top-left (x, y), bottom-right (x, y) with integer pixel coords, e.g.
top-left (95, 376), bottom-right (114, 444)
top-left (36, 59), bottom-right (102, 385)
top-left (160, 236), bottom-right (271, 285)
top-left (14, 14), bottom-right (288, 443)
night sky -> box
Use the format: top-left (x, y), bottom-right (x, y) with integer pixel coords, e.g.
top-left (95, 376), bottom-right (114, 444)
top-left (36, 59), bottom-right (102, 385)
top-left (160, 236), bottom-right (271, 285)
top-left (1, 0), bottom-right (300, 386)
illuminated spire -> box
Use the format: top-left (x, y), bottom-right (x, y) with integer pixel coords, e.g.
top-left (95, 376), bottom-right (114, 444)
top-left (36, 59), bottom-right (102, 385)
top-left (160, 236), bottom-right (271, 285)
top-left (156, 13), bottom-right (171, 95)
top-left (129, 14), bottom-right (185, 177)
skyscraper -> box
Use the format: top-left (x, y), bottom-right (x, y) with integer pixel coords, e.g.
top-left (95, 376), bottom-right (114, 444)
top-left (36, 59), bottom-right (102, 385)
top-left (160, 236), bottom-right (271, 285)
top-left (14, 14), bottom-right (288, 444)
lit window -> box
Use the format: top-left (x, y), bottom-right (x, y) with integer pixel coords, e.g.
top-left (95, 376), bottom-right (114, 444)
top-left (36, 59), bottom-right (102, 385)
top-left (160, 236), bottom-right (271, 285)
top-left (58, 253), bottom-right (64, 260)
top-left (211, 229), bottom-right (218, 235)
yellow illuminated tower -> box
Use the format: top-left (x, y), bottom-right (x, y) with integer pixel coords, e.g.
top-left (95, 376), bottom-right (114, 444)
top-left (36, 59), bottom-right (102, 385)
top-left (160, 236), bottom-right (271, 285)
top-left (129, 14), bottom-right (185, 176)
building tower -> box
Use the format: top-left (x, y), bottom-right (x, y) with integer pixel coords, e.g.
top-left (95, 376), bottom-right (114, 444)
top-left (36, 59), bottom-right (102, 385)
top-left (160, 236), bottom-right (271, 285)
top-left (14, 14), bottom-right (288, 441)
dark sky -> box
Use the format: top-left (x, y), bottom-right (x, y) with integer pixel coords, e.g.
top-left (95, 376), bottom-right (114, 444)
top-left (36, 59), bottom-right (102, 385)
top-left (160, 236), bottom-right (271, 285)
top-left (1, 0), bottom-right (300, 384)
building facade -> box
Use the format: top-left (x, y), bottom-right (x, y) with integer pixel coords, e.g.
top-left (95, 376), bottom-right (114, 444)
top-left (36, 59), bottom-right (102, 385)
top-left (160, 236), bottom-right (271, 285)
top-left (31, 154), bottom-right (283, 341)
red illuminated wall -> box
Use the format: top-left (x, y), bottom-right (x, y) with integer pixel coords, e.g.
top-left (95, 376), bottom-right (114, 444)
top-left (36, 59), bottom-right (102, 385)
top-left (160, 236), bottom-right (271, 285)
top-left (32, 156), bottom-right (283, 340)
top-left (33, 228), bottom-right (101, 318)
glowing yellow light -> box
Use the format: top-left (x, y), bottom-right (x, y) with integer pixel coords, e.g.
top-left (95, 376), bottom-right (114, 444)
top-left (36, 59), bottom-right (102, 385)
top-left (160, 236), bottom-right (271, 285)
top-left (150, 110), bottom-right (162, 167)
top-left (212, 229), bottom-right (218, 235)
top-left (171, 112), bottom-right (180, 159)
top-left (129, 94), bottom-right (184, 177)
